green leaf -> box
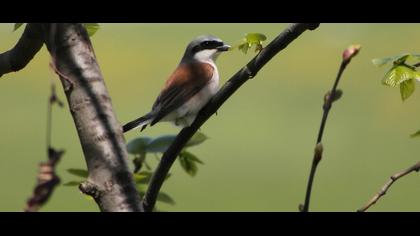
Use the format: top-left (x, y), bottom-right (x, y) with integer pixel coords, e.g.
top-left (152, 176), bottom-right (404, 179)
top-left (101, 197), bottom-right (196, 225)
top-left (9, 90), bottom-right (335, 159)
top-left (136, 184), bottom-right (146, 193)
top-left (133, 171), bottom-right (171, 184)
top-left (157, 192), bottom-right (175, 205)
top-left (13, 23), bottom-right (24, 32)
top-left (178, 151), bottom-right (201, 176)
top-left (232, 33), bottom-right (267, 54)
top-left (400, 79), bottom-right (415, 101)
top-left (83, 23), bottom-right (100, 37)
top-left (146, 135), bottom-right (177, 153)
top-left (179, 154), bottom-right (197, 176)
top-left (382, 65), bottom-right (420, 87)
top-left (185, 132), bottom-right (208, 147)
top-left (238, 42), bottom-right (249, 54)
top-left (372, 53), bottom-right (410, 67)
top-left (394, 54), bottom-right (411, 65)
top-left (181, 151), bottom-right (204, 164)
top-left (410, 130), bottom-right (420, 138)
top-left (67, 168), bottom-right (88, 178)
top-left (62, 181), bottom-right (80, 186)
top-left (245, 33), bottom-right (267, 44)
top-left (127, 137), bottom-right (152, 154)
top-left (133, 171), bottom-right (153, 184)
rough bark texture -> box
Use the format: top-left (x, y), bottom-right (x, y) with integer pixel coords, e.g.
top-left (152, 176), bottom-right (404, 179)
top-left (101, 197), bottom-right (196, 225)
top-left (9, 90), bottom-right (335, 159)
top-left (43, 24), bottom-right (142, 212)
top-left (0, 23), bottom-right (142, 212)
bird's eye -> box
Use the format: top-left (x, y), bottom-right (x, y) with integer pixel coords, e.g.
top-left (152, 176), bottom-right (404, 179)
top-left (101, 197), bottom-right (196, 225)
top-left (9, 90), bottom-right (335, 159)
top-left (201, 41), bottom-right (210, 47)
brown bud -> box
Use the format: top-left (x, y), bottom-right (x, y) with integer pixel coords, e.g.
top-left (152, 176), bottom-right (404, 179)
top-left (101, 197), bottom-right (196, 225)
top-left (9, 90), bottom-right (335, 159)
top-left (324, 89), bottom-right (343, 104)
top-left (314, 143), bottom-right (323, 163)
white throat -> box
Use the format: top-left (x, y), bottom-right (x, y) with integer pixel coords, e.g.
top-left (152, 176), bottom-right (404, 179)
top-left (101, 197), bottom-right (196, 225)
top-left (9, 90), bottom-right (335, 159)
top-left (193, 49), bottom-right (220, 66)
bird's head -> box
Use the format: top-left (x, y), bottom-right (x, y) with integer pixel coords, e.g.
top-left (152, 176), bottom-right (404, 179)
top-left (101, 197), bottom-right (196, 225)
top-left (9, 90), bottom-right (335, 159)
top-left (182, 35), bottom-right (230, 63)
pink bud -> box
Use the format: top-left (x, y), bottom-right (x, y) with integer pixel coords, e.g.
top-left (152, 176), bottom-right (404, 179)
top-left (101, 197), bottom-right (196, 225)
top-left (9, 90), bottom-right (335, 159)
top-left (342, 44), bottom-right (361, 62)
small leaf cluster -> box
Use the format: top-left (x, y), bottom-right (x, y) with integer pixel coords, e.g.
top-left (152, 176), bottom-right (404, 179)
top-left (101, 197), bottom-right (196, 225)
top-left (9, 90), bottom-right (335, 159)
top-left (373, 53), bottom-right (420, 101)
top-left (230, 33), bottom-right (267, 54)
top-left (127, 132), bottom-right (207, 176)
top-left (63, 132), bottom-right (208, 208)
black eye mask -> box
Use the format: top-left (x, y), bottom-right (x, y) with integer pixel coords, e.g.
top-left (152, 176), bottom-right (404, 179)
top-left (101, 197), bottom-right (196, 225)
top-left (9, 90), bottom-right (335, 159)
top-left (193, 40), bottom-right (224, 53)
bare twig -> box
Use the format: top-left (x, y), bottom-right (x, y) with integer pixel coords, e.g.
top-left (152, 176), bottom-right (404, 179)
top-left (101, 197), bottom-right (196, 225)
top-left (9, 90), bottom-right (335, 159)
top-left (358, 161), bottom-right (420, 212)
top-left (46, 82), bottom-right (63, 148)
top-left (25, 82), bottom-right (64, 212)
top-left (141, 23), bottom-right (320, 212)
top-left (299, 45), bottom-right (361, 212)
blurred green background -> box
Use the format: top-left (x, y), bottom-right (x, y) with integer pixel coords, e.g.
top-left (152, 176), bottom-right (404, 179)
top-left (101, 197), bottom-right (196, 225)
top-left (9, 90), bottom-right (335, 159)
top-left (1, 23), bottom-right (420, 212)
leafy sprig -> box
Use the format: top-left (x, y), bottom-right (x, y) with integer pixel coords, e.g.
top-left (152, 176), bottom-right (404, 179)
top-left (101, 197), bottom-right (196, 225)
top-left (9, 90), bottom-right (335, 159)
top-left (373, 53), bottom-right (420, 101)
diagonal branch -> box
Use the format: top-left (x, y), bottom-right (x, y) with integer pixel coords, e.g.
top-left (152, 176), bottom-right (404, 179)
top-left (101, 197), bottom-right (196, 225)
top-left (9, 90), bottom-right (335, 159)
top-left (0, 24), bottom-right (44, 77)
top-left (141, 23), bottom-right (320, 212)
top-left (358, 161), bottom-right (420, 212)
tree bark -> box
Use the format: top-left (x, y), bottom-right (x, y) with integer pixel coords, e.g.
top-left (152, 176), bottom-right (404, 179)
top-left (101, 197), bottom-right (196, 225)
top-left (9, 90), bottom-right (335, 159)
top-left (0, 23), bottom-right (142, 212)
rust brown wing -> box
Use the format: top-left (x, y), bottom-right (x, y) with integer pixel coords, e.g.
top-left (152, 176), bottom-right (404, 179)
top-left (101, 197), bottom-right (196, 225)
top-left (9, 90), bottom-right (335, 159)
top-left (150, 62), bottom-right (214, 126)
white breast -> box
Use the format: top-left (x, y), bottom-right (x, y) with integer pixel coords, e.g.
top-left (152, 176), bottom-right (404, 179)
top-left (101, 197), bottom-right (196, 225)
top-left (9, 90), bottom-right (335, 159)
top-left (171, 62), bottom-right (219, 127)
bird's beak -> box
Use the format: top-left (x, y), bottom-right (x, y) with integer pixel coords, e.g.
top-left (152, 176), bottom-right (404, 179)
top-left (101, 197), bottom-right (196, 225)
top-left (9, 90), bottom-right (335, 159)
top-left (217, 44), bottom-right (231, 52)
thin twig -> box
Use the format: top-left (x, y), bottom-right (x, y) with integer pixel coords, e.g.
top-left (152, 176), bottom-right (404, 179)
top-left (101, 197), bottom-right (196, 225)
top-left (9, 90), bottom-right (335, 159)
top-left (299, 45), bottom-right (361, 212)
top-left (141, 23), bottom-right (320, 212)
top-left (46, 82), bottom-right (63, 148)
top-left (358, 161), bottom-right (420, 212)
top-left (25, 82), bottom-right (64, 212)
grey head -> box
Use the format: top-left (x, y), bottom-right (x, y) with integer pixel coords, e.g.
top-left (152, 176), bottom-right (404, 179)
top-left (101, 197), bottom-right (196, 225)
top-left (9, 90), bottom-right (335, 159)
top-left (181, 35), bottom-right (230, 63)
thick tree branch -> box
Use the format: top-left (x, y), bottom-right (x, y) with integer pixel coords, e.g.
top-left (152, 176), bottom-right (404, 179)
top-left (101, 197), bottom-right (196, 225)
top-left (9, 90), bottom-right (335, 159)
top-left (1, 23), bottom-right (142, 212)
top-left (299, 45), bottom-right (360, 212)
top-left (0, 24), bottom-right (44, 77)
top-left (142, 23), bottom-right (320, 212)
top-left (358, 161), bottom-right (420, 212)
top-left (43, 24), bottom-right (141, 212)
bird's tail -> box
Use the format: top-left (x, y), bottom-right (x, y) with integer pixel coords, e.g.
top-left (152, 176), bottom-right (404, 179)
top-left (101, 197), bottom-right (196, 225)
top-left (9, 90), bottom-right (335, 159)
top-left (122, 113), bottom-right (153, 133)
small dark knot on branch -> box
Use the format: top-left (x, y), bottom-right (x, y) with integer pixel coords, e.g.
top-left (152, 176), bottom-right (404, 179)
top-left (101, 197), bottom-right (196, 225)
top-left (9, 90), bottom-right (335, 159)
top-left (323, 89), bottom-right (343, 110)
top-left (324, 89), bottom-right (343, 103)
top-left (298, 203), bottom-right (304, 212)
top-left (79, 181), bottom-right (102, 199)
top-left (243, 65), bottom-right (256, 79)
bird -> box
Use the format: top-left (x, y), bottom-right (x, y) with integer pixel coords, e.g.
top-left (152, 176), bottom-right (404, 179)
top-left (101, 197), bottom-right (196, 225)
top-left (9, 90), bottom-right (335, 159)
top-left (122, 35), bottom-right (230, 133)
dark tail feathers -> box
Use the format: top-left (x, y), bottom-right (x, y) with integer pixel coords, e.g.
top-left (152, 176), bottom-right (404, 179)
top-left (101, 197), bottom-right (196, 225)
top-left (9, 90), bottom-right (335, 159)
top-left (122, 113), bottom-right (153, 133)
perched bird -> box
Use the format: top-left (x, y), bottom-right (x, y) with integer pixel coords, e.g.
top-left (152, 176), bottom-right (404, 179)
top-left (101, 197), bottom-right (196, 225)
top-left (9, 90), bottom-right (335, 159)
top-left (122, 35), bottom-right (230, 133)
